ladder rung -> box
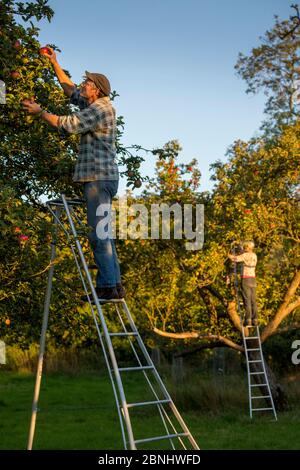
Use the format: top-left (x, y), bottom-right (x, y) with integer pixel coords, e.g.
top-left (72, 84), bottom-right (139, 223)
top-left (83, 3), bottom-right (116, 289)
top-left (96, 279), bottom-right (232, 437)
top-left (109, 332), bottom-right (138, 337)
top-left (251, 395), bottom-right (271, 399)
top-left (245, 336), bottom-right (259, 340)
top-left (118, 365), bottom-right (154, 372)
top-left (250, 371), bottom-right (265, 375)
top-left (248, 360), bottom-right (263, 363)
top-left (126, 399), bottom-right (171, 409)
top-left (251, 383), bottom-right (268, 387)
top-left (134, 432), bottom-right (189, 445)
top-left (247, 348), bottom-right (260, 351)
top-left (90, 297), bottom-right (125, 304)
top-left (252, 407), bottom-right (274, 411)
top-left (47, 198), bottom-right (84, 206)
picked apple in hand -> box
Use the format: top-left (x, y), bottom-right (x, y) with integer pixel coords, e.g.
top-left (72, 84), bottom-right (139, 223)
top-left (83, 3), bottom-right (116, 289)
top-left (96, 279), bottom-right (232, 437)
top-left (39, 46), bottom-right (52, 56)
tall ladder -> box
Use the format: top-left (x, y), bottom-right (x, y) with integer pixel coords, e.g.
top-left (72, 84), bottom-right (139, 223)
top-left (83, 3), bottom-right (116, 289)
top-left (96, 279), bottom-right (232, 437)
top-left (231, 244), bottom-right (277, 420)
top-left (242, 326), bottom-right (277, 420)
top-left (27, 195), bottom-right (199, 451)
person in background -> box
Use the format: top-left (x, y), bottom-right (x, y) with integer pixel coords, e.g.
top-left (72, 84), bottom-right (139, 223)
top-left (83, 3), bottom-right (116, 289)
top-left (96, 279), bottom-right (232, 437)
top-left (228, 241), bottom-right (258, 326)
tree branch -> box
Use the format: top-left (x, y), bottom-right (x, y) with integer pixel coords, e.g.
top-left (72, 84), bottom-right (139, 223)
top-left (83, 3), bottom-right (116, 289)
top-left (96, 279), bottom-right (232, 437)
top-left (227, 300), bottom-right (243, 333)
top-left (267, 322), bottom-right (300, 337)
top-left (153, 327), bottom-right (244, 352)
top-left (278, 4), bottom-right (300, 39)
top-left (203, 285), bottom-right (227, 307)
top-left (261, 270), bottom-right (300, 341)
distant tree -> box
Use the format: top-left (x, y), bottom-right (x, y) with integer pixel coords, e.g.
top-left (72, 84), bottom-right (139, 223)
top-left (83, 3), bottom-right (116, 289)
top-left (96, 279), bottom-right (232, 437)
top-left (235, 4), bottom-right (300, 133)
top-left (151, 126), bottom-right (299, 409)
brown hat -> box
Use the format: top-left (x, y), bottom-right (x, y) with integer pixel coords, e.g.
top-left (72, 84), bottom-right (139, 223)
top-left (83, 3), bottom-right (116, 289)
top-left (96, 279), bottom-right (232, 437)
top-left (85, 71), bottom-right (111, 96)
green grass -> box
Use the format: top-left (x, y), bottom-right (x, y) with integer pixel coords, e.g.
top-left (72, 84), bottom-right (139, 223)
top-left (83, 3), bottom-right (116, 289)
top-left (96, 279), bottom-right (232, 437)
top-left (0, 370), bottom-right (299, 450)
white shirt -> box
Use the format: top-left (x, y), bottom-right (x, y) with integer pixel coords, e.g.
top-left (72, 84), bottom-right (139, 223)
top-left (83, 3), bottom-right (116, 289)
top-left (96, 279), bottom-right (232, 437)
top-left (234, 252), bottom-right (257, 278)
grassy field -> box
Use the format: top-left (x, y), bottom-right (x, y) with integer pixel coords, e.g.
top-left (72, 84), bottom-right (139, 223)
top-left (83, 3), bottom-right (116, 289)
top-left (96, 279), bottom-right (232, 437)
top-left (0, 370), bottom-right (299, 450)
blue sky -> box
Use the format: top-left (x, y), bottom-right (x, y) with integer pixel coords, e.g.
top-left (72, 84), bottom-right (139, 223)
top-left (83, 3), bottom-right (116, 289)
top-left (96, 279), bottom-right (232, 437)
top-left (36, 0), bottom-right (291, 194)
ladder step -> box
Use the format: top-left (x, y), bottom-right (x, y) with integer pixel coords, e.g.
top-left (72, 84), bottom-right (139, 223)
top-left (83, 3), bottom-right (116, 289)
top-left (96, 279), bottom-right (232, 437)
top-left (251, 395), bottom-right (271, 399)
top-left (248, 360), bottom-right (263, 363)
top-left (251, 383), bottom-right (268, 387)
top-left (48, 198), bottom-right (84, 206)
top-left (90, 296), bottom-right (125, 304)
top-left (252, 407), bottom-right (274, 411)
top-left (134, 432), bottom-right (189, 445)
top-left (247, 348), bottom-right (260, 351)
top-left (250, 371), bottom-right (265, 375)
top-left (126, 399), bottom-right (171, 409)
top-left (118, 365), bottom-right (154, 372)
top-left (109, 332), bottom-right (138, 337)
top-left (245, 336), bottom-right (259, 340)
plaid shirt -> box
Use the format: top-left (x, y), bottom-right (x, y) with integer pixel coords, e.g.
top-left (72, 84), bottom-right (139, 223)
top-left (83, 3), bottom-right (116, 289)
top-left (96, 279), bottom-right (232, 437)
top-left (57, 88), bottom-right (119, 182)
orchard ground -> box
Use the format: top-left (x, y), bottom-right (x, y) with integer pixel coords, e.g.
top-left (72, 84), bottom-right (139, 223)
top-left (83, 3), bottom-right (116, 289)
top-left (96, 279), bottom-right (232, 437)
top-left (0, 369), bottom-right (299, 450)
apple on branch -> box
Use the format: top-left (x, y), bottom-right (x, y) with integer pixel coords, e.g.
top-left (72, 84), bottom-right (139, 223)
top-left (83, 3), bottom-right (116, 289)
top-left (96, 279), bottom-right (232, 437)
top-left (10, 70), bottom-right (21, 79)
top-left (13, 39), bottom-right (22, 50)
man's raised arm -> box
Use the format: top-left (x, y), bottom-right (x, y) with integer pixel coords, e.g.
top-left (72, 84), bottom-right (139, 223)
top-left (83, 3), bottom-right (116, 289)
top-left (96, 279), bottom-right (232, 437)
top-left (42, 47), bottom-right (76, 97)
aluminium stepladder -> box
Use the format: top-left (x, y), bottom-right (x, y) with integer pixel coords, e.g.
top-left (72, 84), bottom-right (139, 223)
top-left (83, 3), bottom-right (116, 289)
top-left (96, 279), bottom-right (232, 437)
top-left (231, 249), bottom-right (277, 420)
top-left (242, 326), bottom-right (277, 419)
top-left (27, 195), bottom-right (199, 450)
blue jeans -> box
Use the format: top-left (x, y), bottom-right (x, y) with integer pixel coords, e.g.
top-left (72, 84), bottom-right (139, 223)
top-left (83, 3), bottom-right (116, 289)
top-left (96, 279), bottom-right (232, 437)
top-left (83, 180), bottom-right (121, 288)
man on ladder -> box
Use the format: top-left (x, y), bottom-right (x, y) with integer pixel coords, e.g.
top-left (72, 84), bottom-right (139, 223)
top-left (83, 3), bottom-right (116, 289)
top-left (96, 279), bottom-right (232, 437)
top-left (23, 47), bottom-right (125, 301)
top-left (228, 241), bottom-right (258, 327)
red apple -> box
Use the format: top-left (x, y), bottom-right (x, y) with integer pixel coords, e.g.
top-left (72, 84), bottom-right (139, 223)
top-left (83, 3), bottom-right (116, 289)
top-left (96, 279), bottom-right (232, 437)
top-left (127, 170), bottom-right (134, 177)
top-left (134, 179), bottom-right (142, 188)
top-left (187, 166), bottom-right (193, 171)
top-left (19, 234), bottom-right (29, 241)
top-left (39, 46), bottom-right (51, 55)
top-left (10, 70), bottom-right (20, 79)
top-left (5, 318), bottom-right (11, 326)
top-left (13, 39), bottom-right (22, 50)
top-left (14, 227), bottom-right (22, 233)
top-left (244, 209), bottom-right (252, 214)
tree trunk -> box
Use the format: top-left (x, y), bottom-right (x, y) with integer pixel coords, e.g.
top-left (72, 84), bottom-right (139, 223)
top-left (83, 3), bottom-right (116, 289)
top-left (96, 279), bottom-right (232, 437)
top-left (264, 360), bottom-right (289, 411)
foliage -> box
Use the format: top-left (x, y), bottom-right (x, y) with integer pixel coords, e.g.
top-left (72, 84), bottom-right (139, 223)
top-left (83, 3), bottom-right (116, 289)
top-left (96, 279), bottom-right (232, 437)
top-left (235, 4), bottom-right (300, 133)
top-left (0, 0), bottom-right (147, 204)
top-left (0, 0), bottom-right (79, 202)
top-left (121, 130), bottom-right (299, 352)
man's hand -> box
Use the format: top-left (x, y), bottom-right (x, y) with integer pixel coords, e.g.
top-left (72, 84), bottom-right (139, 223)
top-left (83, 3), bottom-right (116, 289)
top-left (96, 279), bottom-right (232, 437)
top-left (22, 99), bottom-right (59, 127)
top-left (40, 46), bottom-right (57, 64)
top-left (22, 99), bottom-right (42, 115)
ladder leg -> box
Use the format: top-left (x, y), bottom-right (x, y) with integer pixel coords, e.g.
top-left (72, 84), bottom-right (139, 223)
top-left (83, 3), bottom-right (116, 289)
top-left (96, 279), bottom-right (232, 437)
top-left (27, 209), bottom-right (60, 450)
top-left (119, 302), bottom-right (200, 449)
